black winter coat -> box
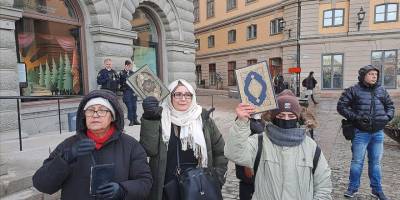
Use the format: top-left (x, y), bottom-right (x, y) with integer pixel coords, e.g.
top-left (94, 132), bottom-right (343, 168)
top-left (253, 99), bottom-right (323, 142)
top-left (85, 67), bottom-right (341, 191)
top-left (302, 76), bottom-right (317, 90)
top-left (32, 130), bottom-right (153, 200)
top-left (337, 83), bottom-right (395, 133)
top-left (97, 68), bottom-right (119, 93)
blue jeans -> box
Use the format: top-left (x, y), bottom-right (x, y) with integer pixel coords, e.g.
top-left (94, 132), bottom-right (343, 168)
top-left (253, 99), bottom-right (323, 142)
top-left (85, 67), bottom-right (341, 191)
top-left (348, 129), bottom-right (384, 192)
top-left (123, 90), bottom-right (137, 121)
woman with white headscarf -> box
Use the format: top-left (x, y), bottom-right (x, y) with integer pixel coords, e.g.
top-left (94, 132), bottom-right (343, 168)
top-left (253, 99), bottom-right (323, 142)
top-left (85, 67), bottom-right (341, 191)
top-left (140, 79), bottom-right (228, 200)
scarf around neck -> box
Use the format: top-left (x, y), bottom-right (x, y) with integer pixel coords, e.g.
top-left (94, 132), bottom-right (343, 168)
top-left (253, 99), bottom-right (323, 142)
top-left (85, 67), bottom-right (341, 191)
top-left (161, 79), bottom-right (208, 167)
top-left (86, 124), bottom-right (115, 150)
top-left (266, 123), bottom-right (306, 147)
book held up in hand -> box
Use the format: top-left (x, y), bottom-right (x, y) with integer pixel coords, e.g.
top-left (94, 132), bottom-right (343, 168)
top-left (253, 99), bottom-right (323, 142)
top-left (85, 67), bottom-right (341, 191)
top-left (89, 163), bottom-right (115, 196)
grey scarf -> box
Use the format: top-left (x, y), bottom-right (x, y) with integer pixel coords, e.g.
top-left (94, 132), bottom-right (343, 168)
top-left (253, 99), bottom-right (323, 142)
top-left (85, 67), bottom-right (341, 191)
top-left (266, 123), bottom-right (306, 147)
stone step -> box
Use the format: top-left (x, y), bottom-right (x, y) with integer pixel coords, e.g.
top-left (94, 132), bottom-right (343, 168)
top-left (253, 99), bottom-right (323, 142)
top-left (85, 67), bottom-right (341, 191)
top-left (0, 171), bottom-right (34, 197)
top-left (0, 187), bottom-right (41, 200)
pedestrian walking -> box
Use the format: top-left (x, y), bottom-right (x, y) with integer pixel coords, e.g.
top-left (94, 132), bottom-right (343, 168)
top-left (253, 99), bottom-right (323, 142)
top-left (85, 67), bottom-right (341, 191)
top-left (302, 71), bottom-right (319, 104)
top-left (32, 89), bottom-right (153, 199)
top-left (97, 58), bottom-right (119, 94)
top-left (235, 114), bottom-right (265, 200)
top-left (119, 60), bottom-right (140, 126)
top-left (337, 65), bottom-right (395, 200)
top-left (139, 79), bottom-right (228, 200)
top-left (273, 73), bottom-right (286, 94)
top-left (225, 89), bottom-right (332, 200)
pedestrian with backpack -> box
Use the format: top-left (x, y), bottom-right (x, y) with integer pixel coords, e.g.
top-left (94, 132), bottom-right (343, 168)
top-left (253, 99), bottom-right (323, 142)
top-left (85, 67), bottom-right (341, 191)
top-left (302, 71), bottom-right (319, 104)
top-left (225, 89), bottom-right (332, 200)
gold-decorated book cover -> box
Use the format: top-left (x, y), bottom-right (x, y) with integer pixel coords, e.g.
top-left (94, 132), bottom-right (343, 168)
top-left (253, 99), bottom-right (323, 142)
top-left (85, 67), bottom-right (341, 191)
top-left (235, 61), bottom-right (277, 113)
top-left (126, 64), bottom-right (170, 101)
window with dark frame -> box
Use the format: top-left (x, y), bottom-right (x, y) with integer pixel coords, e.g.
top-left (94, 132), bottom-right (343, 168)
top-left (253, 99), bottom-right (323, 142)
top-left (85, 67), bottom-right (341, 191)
top-left (14, 0), bottom-right (84, 97)
top-left (208, 35), bottom-right (215, 48)
top-left (323, 9), bottom-right (344, 27)
top-left (246, 0), bottom-right (256, 4)
top-left (228, 29), bottom-right (236, 44)
top-left (195, 39), bottom-right (200, 50)
top-left (196, 65), bottom-right (202, 85)
top-left (322, 54), bottom-right (343, 89)
top-left (247, 24), bottom-right (257, 40)
top-left (375, 3), bottom-right (398, 23)
top-left (194, 0), bottom-right (199, 22)
top-left (227, 0), bottom-right (237, 11)
top-left (247, 59), bottom-right (257, 65)
top-left (270, 18), bottom-right (284, 35)
top-left (371, 50), bottom-right (397, 88)
top-left (207, 0), bottom-right (215, 18)
top-left (228, 61), bottom-right (236, 86)
top-left (209, 63), bottom-right (217, 86)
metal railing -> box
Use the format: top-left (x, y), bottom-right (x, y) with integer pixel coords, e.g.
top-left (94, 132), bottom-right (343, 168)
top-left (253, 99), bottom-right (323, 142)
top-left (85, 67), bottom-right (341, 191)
top-left (0, 95), bottom-right (82, 151)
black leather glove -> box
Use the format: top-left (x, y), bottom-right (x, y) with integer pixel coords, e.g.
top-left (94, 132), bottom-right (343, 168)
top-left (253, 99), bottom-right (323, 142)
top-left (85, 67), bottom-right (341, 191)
top-left (142, 96), bottom-right (162, 120)
top-left (62, 139), bottom-right (95, 164)
top-left (356, 114), bottom-right (371, 126)
top-left (250, 118), bottom-right (265, 134)
top-left (96, 182), bottom-right (124, 199)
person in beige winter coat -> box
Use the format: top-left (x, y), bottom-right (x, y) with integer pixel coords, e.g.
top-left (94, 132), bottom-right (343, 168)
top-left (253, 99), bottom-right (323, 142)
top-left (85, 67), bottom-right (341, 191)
top-left (225, 89), bottom-right (332, 200)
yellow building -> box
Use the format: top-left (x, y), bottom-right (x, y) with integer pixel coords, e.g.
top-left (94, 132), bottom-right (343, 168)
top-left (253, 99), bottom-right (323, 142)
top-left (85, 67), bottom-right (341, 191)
top-left (194, 0), bottom-right (400, 97)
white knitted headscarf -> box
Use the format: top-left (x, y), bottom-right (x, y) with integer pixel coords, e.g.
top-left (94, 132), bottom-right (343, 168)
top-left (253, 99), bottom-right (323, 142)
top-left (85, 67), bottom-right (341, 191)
top-left (161, 79), bottom-right (207, 167)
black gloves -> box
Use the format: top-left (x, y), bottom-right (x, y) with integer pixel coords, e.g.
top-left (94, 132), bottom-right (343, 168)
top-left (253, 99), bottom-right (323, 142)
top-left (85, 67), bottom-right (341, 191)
top-left (62, 139), bottom-right (96, 164)
top-left (250, 118), bottom-right (265, 134)
top-left (356, 115), bottom-right (371, 125)
top-left (142, 96), bottom-right (162, 120)
top-left (96, 182), bottom-right (124, 199)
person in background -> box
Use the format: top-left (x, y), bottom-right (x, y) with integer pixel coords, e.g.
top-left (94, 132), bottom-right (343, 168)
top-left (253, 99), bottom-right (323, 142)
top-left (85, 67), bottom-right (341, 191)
top-left (97, 58), bottom-right (119, 94)
top-left (274, 73), bottom-right (286, 94)
top-left (225, 89), bottom-right (332, 200)
top-left (337, 65), bottom-right (394, 200)
top-left (119, 60), bottom-right (140, 126)
top-left (32, 89), bottom-right (152, 199)
top-left (140, 79), bottom-right (228, 200)
top-left (302, 71), bottom-right (318, 104)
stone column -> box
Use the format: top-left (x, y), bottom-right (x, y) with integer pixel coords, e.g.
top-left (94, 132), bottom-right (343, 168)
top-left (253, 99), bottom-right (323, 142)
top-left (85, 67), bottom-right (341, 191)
top-left (165, 40), bottom-right (196, 86)
top-left (0, 4), bottom-right (22, 175)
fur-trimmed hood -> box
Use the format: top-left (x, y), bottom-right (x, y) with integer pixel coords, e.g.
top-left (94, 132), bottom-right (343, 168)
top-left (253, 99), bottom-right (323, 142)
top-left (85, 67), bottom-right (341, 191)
top-left (76, 89), bottom-right (124, 134)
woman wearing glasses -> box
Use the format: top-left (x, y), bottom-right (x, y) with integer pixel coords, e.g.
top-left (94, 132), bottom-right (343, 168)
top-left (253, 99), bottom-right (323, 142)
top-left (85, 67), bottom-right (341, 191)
top-left (140, 79), bottom-right (228, 200)
top-left (33, 89), bottom-right (152, 199)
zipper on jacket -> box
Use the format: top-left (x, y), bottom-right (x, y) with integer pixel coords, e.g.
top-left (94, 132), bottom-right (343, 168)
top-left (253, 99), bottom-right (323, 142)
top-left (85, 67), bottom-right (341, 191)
top-left (370, 89), bottom-right (376, 131)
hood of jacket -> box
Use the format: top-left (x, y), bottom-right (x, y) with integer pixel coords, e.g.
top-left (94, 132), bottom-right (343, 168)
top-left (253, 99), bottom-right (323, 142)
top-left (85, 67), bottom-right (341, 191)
top-left (358, 65), bottom-right (380, 87)
top-left (76, 89), bottom-right (124, 134)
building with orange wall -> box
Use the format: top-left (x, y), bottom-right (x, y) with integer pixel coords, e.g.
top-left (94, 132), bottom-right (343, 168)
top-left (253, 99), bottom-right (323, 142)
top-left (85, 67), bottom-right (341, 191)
top-left (194, 0), bottom-right (400, 97)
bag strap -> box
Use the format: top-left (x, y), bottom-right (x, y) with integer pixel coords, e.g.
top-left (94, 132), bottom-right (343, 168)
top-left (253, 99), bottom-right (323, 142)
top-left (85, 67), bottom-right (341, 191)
top-left (312, 145), bottom-right (321, 174)
top-left (253, 133), bottom-right (263, 176)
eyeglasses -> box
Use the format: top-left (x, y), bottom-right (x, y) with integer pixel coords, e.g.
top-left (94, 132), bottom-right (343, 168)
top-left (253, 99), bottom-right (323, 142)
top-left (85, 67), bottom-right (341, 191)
top-left (84, 109), bottom-right (110, 117)
top-left (172, 92), bottom-right (193, 99)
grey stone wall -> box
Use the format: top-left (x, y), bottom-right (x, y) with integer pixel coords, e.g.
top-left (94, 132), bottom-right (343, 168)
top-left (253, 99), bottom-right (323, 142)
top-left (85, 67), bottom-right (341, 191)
top-left (0, 5), bottom-right (22, 132)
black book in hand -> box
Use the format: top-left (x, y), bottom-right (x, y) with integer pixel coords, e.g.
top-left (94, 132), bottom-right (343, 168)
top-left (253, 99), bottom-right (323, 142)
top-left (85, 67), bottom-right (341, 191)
top-left (90, 163), bottom-right (115, 196)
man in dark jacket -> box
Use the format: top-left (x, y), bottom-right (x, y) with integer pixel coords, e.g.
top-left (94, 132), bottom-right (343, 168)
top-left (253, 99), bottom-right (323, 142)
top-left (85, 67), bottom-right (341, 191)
top-left (337, 65), bottom-right (394, 200)
top-left (33, 90), bottom-right (152, 200)
top-left (302, 71), bottom-right (318, 104)
top-left (119, 60), bottom-right (140, 126)
top-left (97, 58), bottom-right (119, 94)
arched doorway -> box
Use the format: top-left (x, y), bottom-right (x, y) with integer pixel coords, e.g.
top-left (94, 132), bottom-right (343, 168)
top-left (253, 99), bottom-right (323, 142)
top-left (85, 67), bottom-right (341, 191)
top-left (14, 0), bottom-right (85, 96)
top-left (131, 8), bottom-right (161, 77)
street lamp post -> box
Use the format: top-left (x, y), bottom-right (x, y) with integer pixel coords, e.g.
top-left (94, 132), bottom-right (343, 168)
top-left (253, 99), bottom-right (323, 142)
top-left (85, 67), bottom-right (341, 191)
top-left (356, 7), bottom-right (366, 31)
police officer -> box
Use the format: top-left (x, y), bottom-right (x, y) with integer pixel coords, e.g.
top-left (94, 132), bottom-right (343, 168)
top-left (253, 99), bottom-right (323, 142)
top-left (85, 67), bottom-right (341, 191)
top-left (97, 58), bottom-right (119, 94)
top-left (119, 60), bottom-right (140, 126)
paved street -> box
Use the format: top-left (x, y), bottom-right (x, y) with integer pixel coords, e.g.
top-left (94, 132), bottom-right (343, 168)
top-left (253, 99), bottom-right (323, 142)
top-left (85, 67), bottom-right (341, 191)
top-left (196, 94), bottom-right (400, 200)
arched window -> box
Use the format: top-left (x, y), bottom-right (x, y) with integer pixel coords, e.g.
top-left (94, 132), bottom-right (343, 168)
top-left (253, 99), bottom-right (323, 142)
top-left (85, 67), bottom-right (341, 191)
top-left (131, 8), bottom-right (160, 77)
top-left (14, 0), bottom-right (84, 96)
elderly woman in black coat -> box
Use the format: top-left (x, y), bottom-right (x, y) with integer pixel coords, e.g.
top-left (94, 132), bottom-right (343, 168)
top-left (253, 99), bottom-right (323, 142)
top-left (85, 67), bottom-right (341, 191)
top-left (32, 89), bottom-right (152, 200)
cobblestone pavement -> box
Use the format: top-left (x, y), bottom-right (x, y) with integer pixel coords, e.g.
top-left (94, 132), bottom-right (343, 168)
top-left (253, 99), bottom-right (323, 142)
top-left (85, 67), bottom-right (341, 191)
top-left (197, 94), bottom-right (400, 200)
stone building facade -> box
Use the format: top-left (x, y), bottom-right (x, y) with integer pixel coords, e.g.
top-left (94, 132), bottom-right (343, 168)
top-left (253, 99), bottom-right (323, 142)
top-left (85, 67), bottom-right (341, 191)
top-left (0, 0), bottom-right (196, 133)
top-left (194, 0), bottom-right (400, 97)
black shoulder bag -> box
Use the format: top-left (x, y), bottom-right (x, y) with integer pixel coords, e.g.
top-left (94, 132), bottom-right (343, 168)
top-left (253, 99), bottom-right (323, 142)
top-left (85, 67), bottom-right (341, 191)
top-left (176, 141), bottom-right (223, 200)
top-left (341, 119), bottom-right (355, 140)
